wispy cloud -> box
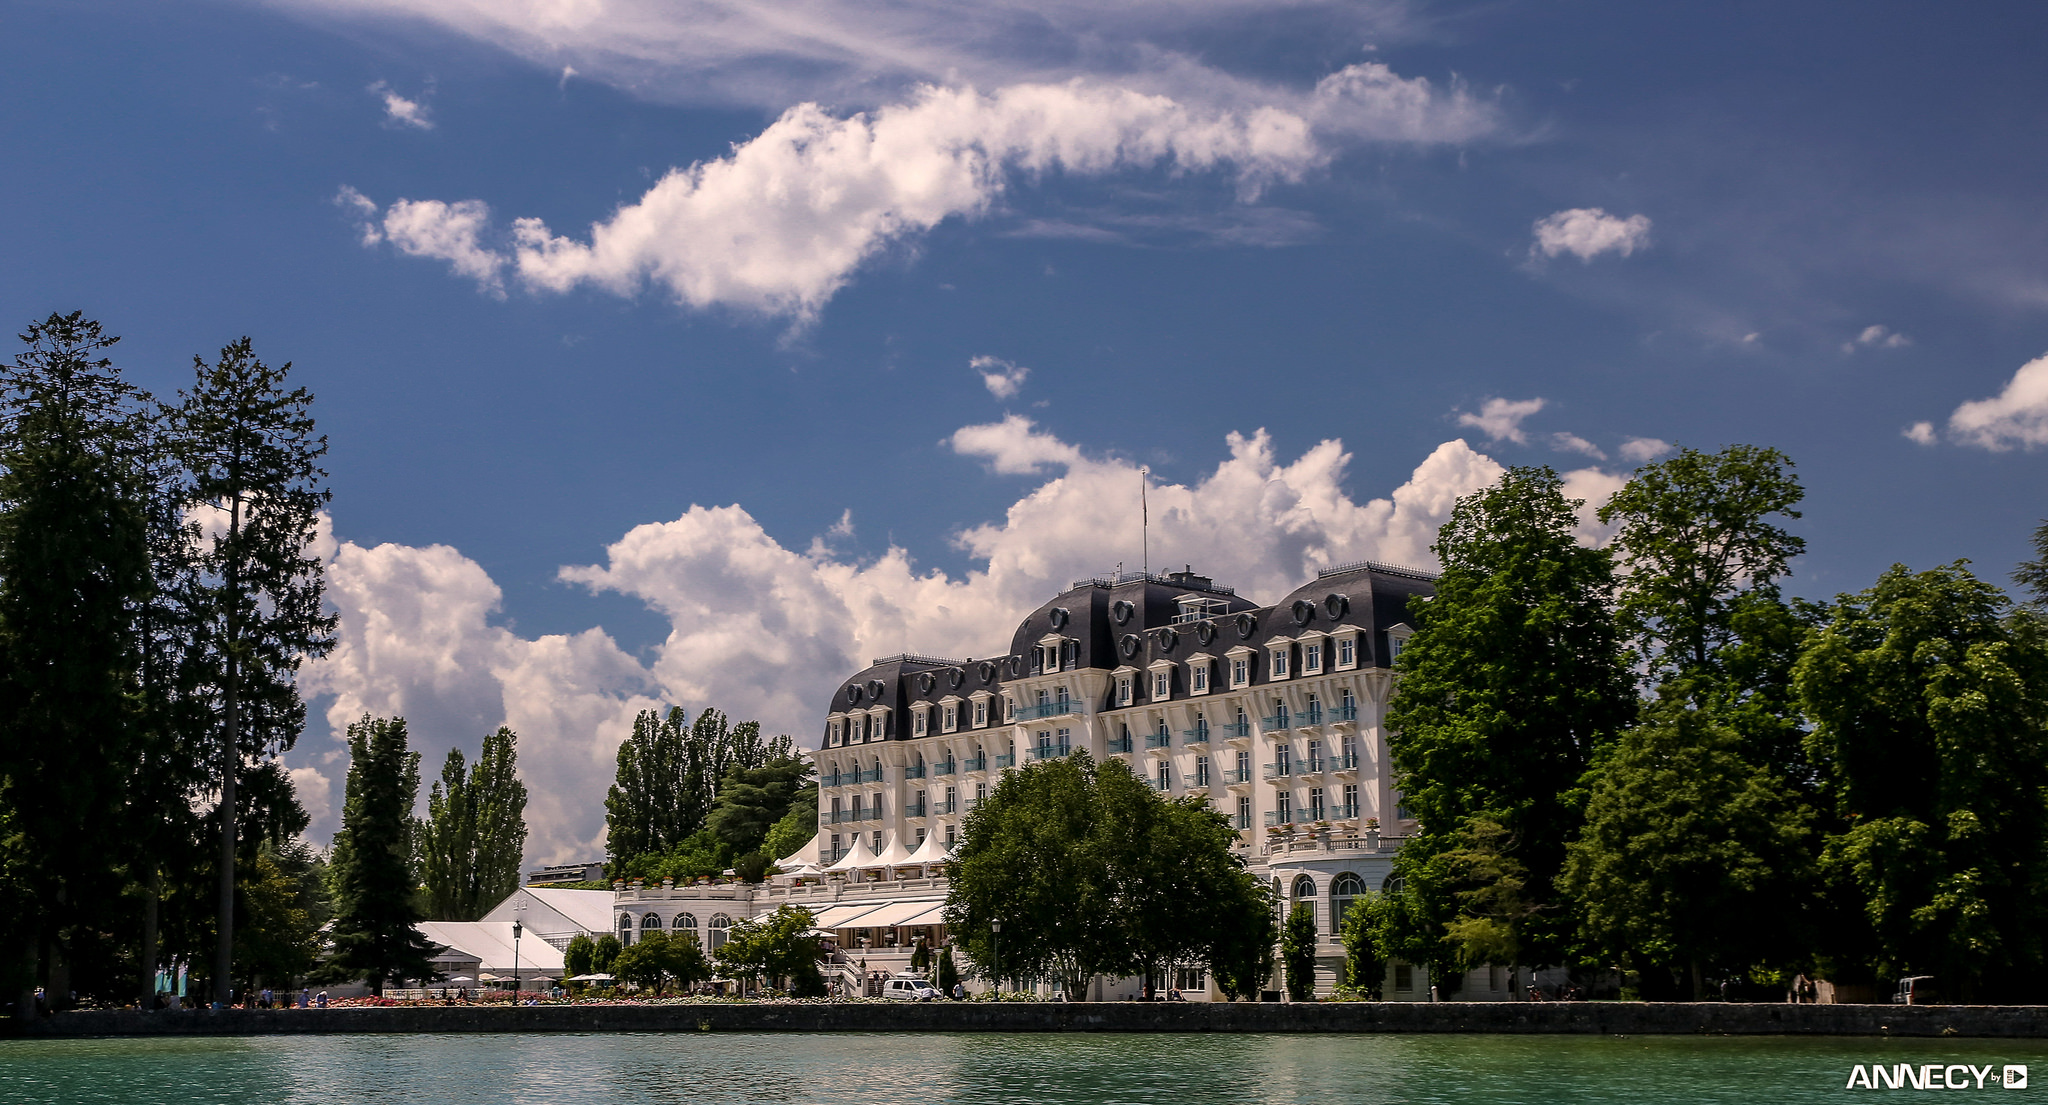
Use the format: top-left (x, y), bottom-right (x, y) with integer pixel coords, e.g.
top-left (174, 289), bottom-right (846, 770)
top-left (1618, 436), bottom-right (1674, 463)
top-left (1549, 431), bottom-right (1606, 460)
top-left (972, 355), bottom-right (1029, 399)
top-left (368, 80), bottom-right (433, 129)
top-left (1456, 396), bottom-right (1546, 444)
top-left (1841, 324), bottom-right (1911, 354)
top-left (1532, 207), bottom-right (1652, 261)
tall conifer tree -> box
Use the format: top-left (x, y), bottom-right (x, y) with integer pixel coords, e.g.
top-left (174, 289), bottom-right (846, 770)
top-left (317, 714), bottom-right (436, 993)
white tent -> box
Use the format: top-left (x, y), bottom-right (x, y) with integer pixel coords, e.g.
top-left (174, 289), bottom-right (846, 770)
top-left (823, 834), bottom-right (877, 874)
top-left (774, 831), bottom-right (822, 869)
top-left (869, 831), bottom-right (917, 869)
top-left (903, 830), bottom-right (952, 868)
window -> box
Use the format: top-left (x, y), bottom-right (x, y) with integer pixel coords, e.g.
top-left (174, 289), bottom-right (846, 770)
top-left (1388, 635), bottom-right (1406, 663)
top-left (913, 710), bottom-right (928, 736)
top-left (1036, 688), bottom-right (1050, 712)
top-left (973, 699), bottom-right (986, 727)
top-left (830, 796), bottom-right (842, 821)
top-left (872, 830), bottom-right (882, 852)
top-left (1236, 795), bottom-right (1252, 829)
top-left (1276, 744), bottom-right (1292, 774)
top-left (945, 784), bottom-right (956, 812)
top-left (1117, 676), bottom-right (1133, 706)
top-left (1004, 697), bottom-right (1015, 721)
top-left (1236, 749), bottom-right (1251, 780)
top-left (1271, 648), bottom-right (1290, 678)
top-left (1194, 713), bottom-right (1209, 741)
top-left (1191, 663), bottom-right (1209, 693)
top-left (828, 721), bottom-right (839, 746)
top-left (1175, 965), bottom-right (1208, 992)
top-left (916, 827), bottom-right (927, 845)
top-left (1272, 700), bottom-right (1290, 729)
top-left (1309, 786), bottom-right (1326, 821)
top-left (618, 914), bottom-right (634, 946)
top-left (1056, 727), bottom-right (1071, 753)
top-left (871, 793), bottom-right (883, 819)
top-left (1305, 692), bottom-right (1322, 725)
top-left (943, 704), bottom-right (956, 732)
top-left (1342, 734), bottom-right (1357, 761)
top-left (1196, 755), bottom-right (1211, 787)
top-left (829, 832), bottom-right (841, 859)
top-left (945, 823), bottom-right (957, 847)
top-left (1330, 872), bottom-right (1364, 930)
top-left (1341, 688), bottom-right (1357, 717)
top-left (1343, 783), bottom-right (1359, 815)
top-left (1157, 762), bottom-right (1171, 792)
top-left (851, 794), bottom-right (865, 819)
top-left (976, 781), bottom-right (987, 802)
top-left (1153, 670), bottom-right (1171, 698)
top-left (675, 913), bottom-right (699, 944)
top-left (708, 914), bottom-right (732, 952)
top-left (1277, 792), bottom-right (1294, 824)
top-left (1037, 730), bottom-right (1052, 757)
top-left (1231, 657), bottom-right (1249, 687)
top-left (1338, 637), bottom-right (1356, 668)
top-left (1304, 642), bottom-right (1323, 673)
top-left (1395, 963), bottom-right (1413, 992)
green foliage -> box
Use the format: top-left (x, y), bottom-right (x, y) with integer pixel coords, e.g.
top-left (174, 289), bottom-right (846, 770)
top-left (714, 904), bottom-right (822, 989)
top-left (935, 946), bottom-right (960, 995)
top-left (1561, 706), bottom-right (1815, 995)
top-left (1338, 894), bottom-right (1389, 998)
top-left (563, 933), bottom-right (596, 979)
top-left (593, 933), bottom-right (622, 973)
top-left (1599, 445), bottom-right (1806, 681)
top-left (604, 706), bottom-right (796, 876)
top-left (911, 941), bottom-right (931, 971)
top-left (761, 800), bottom-right (817, 867)
top-left (1385, 466), bottom-right (1636, 968)
top-left (2014, 518), bottom-right (2048, 613)
top-left (315, 715), bottom-right (437, 993)
top-left (1794, 562), bottom-right (2048, 999)
top-left (945, 752), bottom-right (1270, 997)
top-left (1281, 902), bottom-right (1318, 1001)
top-left (420, 727), bottom-right (529, 921)
top-left (613, 930), bottom-right (711, 992)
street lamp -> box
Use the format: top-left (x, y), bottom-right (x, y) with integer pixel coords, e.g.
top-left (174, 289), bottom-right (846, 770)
top-left (989, 920), bottom-right (1002, 998)
top-left (510, 901), bottom-right (527, 1001)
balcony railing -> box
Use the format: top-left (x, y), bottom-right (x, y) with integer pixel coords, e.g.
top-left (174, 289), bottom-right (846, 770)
top-left (1264, 810), bottom-right (1295, 827)
top-left (821, 771), bottom-right (844, 788)
top-left (931, 798), bottom-right (957, 815)
top-left (1261, 714), bottom-right (1292, 731)
top-left (1030, 743), bottom-right (1073, 761)
top-left (1302, 708), bottom-right (1324, 727)
top-left (1016, 699), bottom-right (1080, 721)
top-left (829, 807), bottom-right (882, 824)
top-left (1264, 762), bottom-right (1294, 779)
top-left (1332, 704), bottom-right (1359, 722)
top-left (905, 800), bottom-right (928, 817)
top-left (1145, 731), bottom-right (1173, 749)
top-left (962, 756), bottom-right (987, 772)
top-left (995, 753), bottom-right (1016, 769)
top-left (1224, 766), bottom-right (1254, 784)
top-left (1153, 778), bottom-right (1172, 792)
top-left (1181, 726), bottom-right (1210, 745)
top-left (1106, 734), bottom-right (1133, 753)
top-left (1220, 721), bottom-right (1252, 739)
top-left (1329, 803), bottom-right (1360, 820)
top-left (964, 797), bottom-right (983, 811)
top-left (904, 764), bottom-right (926, 780)
top-left (1234, 813), bottom-right (1253, 830)
top-left (933, 760), bottom-right (957, 776)
top-left (853, 766), bottom-right (884, 784)
top-left (1303, 757), bottom-right (1326, 774)
top-left (1331, 753), bottom-right (1359, 771)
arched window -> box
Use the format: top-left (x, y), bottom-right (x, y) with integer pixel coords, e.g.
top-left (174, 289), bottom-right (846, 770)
top-left (709, 913), bottom-right (733, 952)
top-left (1330, 872), bottom-right (1365, 930)
top-left (1270, 877), bottom-right (1284, 922)
top-left (642, 912), bottom-right (662, 932)
top-left (1382, 874), bottom-right (1404, 895)
top-left (1292, 875), bottom-right (1318, 934)
top-left (673, 914), bottom-right (699, 944)
top-left (618, 913), bottom-right (634, 946)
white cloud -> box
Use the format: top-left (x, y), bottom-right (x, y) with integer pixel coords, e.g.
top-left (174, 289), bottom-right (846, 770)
top-left (828, 509), bottom-right (856, 539)
top-left (1942, 351), bottom-right (2048, 451)
top-left (298, 423), bottom-right (1513, 862)
top-left (343, 191), bottom-right (506, 294)
top-left (369, 80), bottom-right (434, 129)
top-left (1842, 324), bottom-right (1912, 354)
top-left (972, 355), bottom-right (1029, 399)
top-left (1903, 421), bottom-right (1937, 446)
top-left (1456, 396), bottom-right (1546, 445)
top-left (1618, 436), bottom-right (1674, 463)
top-left (1560, 466), bottom-right (1629, 547)
top-left (1532, 207), bottom-right (1652, 262)
top-left (948, 414), bottom-right (1086, 475)
top-left (1550, 431), bottom-right (1606, 460)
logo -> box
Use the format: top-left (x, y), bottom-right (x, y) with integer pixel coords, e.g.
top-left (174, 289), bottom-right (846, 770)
top-left (1843, 1063), bottom-right (2028, 1090)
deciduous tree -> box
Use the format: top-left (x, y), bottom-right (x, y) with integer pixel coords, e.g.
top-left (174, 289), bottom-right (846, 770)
top-left (420, 727), bottom-right (529, 921)
top-left (1281, 902), bottom-right (1318, 1001)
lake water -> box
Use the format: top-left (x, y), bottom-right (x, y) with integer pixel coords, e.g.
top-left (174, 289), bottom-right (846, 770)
top-left (2, 1030), bottom-right (2043, 1104)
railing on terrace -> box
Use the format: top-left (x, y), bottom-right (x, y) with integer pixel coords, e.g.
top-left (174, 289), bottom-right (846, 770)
top-left (962, 756), bottom-right (987, 772)
top-left (1302, 708), bottom-right (1324, 727)
top-left (1234, 814), bottom-right (1253, 830)
top-left (1331, 704), bottom-right (1359, 722)
top-left (1145, 731), bottom-right (1173, 749)
top-left (995, 753), bottom-right (1016, 768)
top-left (821, 771), bottom-right (844, 787)
top-left (1331, 753), bottom-right (1359, 771)
top-left (1106, 734), bottom-right (1133, 753)
top-left (1181, 725), bottom-right (1210, 745)
top-left (1264, 810), bottom-right (1292, 827)
top-left (964, 797), bottom-right (982, 811)
top-left (904, 800), bottom-right (927, 817)
top-left (853, 766), bottom-right (884, 784)
top-left (931, 798), bottom-right (957, 815)
top-left (1220, 721), bottom-right (1252, 738)
top-left (1030, 743), bottom-right (1072, 761)
top-left (1153, 778), bottom-right (1171, 792)
top-left (1261, 714), bottom-right (1291, 730)
top-left (1303, 757), bottom-right (1326, 773)
top-left (1315, 559), bottom-right (1440, 582)
top-left (932, 760), bottom-right (956, 775)
top-left (1264, 763), bottom-right (1293, 779)
top-left (1224, 766), bottom-right (1254, 784)
top-left (904, 764), bottom-right (926, 779)
top-left (1016, 699), bottom-right (1080, 721)
top-left (1070, 571), bottom-right (1236, 596)
top-left (870, 652), bottom-right (970, 667)
top-left (1329, 803), bottom-right (1360, 820)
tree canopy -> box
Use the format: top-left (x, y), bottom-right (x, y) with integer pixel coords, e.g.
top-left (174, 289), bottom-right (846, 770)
top-left (315, 715), bottom-right (437, 993)
top-left (420, 727), bottom-right (529, 921)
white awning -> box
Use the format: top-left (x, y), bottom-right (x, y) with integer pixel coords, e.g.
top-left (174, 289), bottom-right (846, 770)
top-left (811, 902), bottom-right (894, 928)
top-left (837, 899), bottom-right (946, 929)
top-left (900, 902), bottom-right (950, 927)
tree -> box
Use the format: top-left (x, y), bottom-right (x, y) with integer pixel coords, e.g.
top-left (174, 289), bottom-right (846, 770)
top-left (704, 755), bottom-right (814, 881)
top-left (1338, 894), bottom-right (1390, 998)
top-left (315, 715), bottom-right (437, 994)
top-left (1281, 902), bottom-right (1319, 1002)
top-left (1208, 878), bottom-right (1278, 1002)
top-left (715, 904), bottom-right (822, 992)
top-left (1561, 707), bottom-right (1815, 997)
top-left (1384, 466), bottom-right (1636, 969)
top-left (2018, 519), bottom-right (2048, 614)
top-left (1599, 445), bottom-right (1806, 683)
top-left (420, 727), bottom-right (529, 921)
top-left (0, 313), bottom-right (154, 1008)
top-left (593, 933), bottom-right (622, 974)
top-left (171, 338), bottom-right (335, 1004)
top-left (605, 706), bottom-right (795, 876)
top-left (563, 933), bottom-right (595, 980)
top-left (613, 930), bottom-right (711, 993)
top-left (1794, 562), bottom-right (2048, 1000)
top-left (935, 946), bottom-right (960, 996)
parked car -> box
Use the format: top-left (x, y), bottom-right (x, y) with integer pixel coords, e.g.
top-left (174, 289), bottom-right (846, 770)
top-left (1892, 976), bottom-right (1937, 1005)
top-left (883, 977), bottom-right (941, 1001)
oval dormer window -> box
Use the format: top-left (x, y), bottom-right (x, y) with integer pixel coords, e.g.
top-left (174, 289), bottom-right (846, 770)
top-left (947, 667), bottom-right (964, 689)
top-left (867, 679), bottom-right (887, 698)
top-left (978, 660), bottom-right (998, 682)
top-left (1291, 599), bottom-right (1314, 626)
top-left (1196, 621), bottom-right (1216, 645)
top-left (846, 684), bottom-right (863, 704)
top-left (1325, 593), bottom-right (1349, 618)
top-left (1236, 612), bottom-right (1258, 637)
top-left (1157, 627), bottom-right (1179, 652)
top-left (1121, 633), bottom-right (1143, 659)
top-left (917, 672), bottom-right (935, 695)
top-left (1112, 599), bottom-right (1135, 625)
top-left (1048, 606), bottom-right (1070, 629)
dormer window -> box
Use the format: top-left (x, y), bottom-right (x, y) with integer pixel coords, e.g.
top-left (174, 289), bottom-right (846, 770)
top-left (1303, 642), bottom-right (1323, 673)
top-left (973, 699), bottom-right (987, 727)
top-left (827, 721), bottom-right (839, 747)
top-left (1191, 662), bottom-right (1210, 694)
top-left (1337, 636), bottom-right (1356, 669)
top-left (1387, 624), bottom-right (1413, 666)
top-left (1117, 676), bottom-right (1133, 706)
top-left (1271, 647), bottom-right (1291, 679)
top-left (1231, 657), bottom-right (1249, 687)
top-left (943, 704), bottom-right (957, 732)
top-left (913, 710), bottom-right (928, 736)
top-left (1153, 670), bottom-right (1171, 699)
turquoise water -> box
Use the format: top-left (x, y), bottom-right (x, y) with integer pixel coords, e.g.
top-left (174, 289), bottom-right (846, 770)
top-left (2, 1031), bottom-right (2044, 1104)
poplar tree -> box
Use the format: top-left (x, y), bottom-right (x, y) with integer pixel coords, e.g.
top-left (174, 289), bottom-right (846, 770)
top-left (171, 338), bottom-right (335, 1004)
top-left (421, 727), bottom-right (529, 921)
top-left (604, 705), bottom-right (794, 875)
top-left (317, 714), bottom-right (436, 994)
top-left (0, 313), bottom-right (153, 1007)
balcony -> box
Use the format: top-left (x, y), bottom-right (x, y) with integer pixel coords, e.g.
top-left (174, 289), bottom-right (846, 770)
top-left (1264, 762), bottom-right (1294, 779)
top-left (1332, 704), bottom-right (1359, 722)
top-left (1331, 753), bottom-right (1359, 771)
top-left (1153, 778), bottom-right (1172, 792)
top-left (853, 766), bottom-right (884, 784)
top-left (904, 764), bottom-right (926, 780)
top-left (1234, 814), bottom-right (1253, 830)
top-left (1302, 708), bottom-right (1324, 727)
top-left (821, 771), bottom-right (844, 788)
top-left (1180, 726), bottom-right (1211, 746)
top-left (1145, 731), bottom-right (1173, 750)
top-left (1264, 810), bottom-right (1296, 827)
top-left (964, 797), bottom-right (983, 811)
top-left (995, 753), bottom-right (1016, 769)
top-left (931, 798), bottom-right (958, 815)
top-left (1303, 757), bottom-right (1326, 774)
top-left (829, 807), bottom-right (880, 824)
top-left (1224, 766), bottom-right (1255, 784)
top-left (1220, 721), bottom-right (1252, 739)
top-left (932, 760), bottom-right (957, 776)
top-left (1106, 734), bottom-right (1133, 754)
top-left (1261, 714), bottom-right (1292, 731)
top-left (905, 800), bottom-right (928, 818)
top-left (1016, 699), bottom-right (1080, 721)
top-left (1030, 743), bottom-right (1073, 761)
top-left (1329, 803), bottom-right (1360, 820)
top-left (962, 756), bottom-right (987, 772)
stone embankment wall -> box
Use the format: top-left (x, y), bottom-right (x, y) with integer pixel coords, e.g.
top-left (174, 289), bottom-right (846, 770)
top-left (14, 1001), bottom-right (2048, 1039)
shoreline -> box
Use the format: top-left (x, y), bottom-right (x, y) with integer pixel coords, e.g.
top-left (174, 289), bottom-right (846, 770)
top-left (9, 1001), bottom-right (2048, 1039)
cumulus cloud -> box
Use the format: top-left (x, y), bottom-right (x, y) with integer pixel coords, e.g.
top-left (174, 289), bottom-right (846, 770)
top-left (1842, 324), bottom-right (1912, 354)
top-left (298, 423), bottom-right (1514, 861)
top-left (1618, 436), bottom-right (1674, 463)
top-left (1532, 207), bottom-right (1652, 262)
top-left (973, 355), bottom-right (1030, 399)
top-left (369, 80), bottom-right (433, 129)
top-left (1903, 421), bottom-right (1938, 446)
top-left (1941, 351), bottom-right (2048, 451)
top-left (1456, 396), bottom-right (1546, 445)
top-left (342, 191), bottom-right (506, 294)
top-left (1550, 432), bottom-right (1606, 460)
top-left (948, 414), bottom-right (1087, 475)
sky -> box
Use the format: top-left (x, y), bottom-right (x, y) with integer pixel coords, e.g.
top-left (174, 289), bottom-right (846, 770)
top-left (4, 0), bottom-right (2046, 865)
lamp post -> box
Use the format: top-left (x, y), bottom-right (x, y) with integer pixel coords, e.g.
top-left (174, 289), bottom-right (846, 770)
top-left (989, 919), bottom-right (1002, 998)
top-left (510, 900), bottom-right (527, 1000)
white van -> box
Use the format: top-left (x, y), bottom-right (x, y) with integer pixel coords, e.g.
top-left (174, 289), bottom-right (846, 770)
top-left (883, 977), bottom-right (941, 1001)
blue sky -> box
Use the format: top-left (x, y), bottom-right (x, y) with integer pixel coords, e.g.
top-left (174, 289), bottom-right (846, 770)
top-left (5, 0), bottom-right (2045, 860)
